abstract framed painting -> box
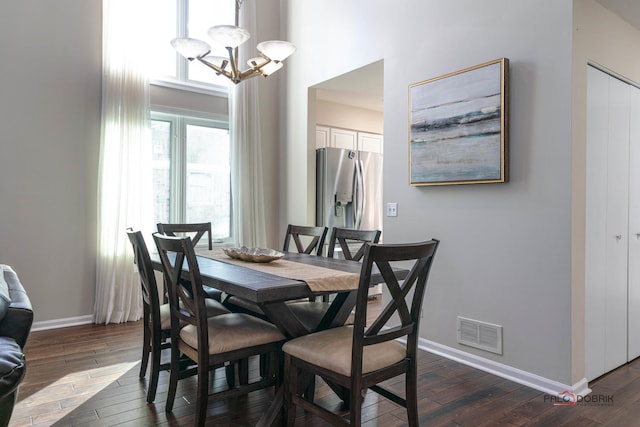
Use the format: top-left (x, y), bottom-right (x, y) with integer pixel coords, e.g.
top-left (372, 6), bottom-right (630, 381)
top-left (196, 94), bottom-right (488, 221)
top-left (408, 58), bottom-right (509, 186)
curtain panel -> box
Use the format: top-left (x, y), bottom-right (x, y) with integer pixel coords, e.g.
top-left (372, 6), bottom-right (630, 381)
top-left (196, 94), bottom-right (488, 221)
top-left (230, 0), bottom-right (268, 248)
top-left (94, 0), bottom-right (154, 324)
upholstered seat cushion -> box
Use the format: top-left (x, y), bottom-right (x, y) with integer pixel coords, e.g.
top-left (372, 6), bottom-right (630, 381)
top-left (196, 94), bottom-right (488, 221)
top-left (282, 325), bottom-right (406, 376)
top-left (0, 337), bottom-right (26, 400)
top-left (160, 299), bottom-right (231, 330)
top-left (180, 313), bottom-right (285, 354)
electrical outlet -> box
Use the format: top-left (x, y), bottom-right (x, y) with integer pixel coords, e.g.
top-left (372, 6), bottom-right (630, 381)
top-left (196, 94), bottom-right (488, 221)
top-left (386, 202), bottom-right (398, 217)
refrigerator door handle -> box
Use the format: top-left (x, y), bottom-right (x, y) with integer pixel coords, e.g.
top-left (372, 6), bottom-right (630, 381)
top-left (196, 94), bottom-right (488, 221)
top-left (354, 159), bottom-right (365, 229)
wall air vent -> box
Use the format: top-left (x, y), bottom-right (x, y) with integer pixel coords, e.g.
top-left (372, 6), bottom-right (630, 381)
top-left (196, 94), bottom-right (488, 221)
top-left (457, 316), bottom-right (503, 355)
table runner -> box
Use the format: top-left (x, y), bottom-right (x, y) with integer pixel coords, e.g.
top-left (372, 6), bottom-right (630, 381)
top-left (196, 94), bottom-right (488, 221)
top-left (195, 248), bottom-right (360, 292)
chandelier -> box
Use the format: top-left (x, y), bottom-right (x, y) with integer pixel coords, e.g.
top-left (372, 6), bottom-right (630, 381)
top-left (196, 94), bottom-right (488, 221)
top-left (171, 1), bottom-right (295, 85)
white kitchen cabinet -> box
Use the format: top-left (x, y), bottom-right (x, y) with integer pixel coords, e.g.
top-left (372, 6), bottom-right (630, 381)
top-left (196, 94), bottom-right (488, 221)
top-left (357, 131), bottom-right (383, 153)
top-left (330, 127), bottom-right (357, 150)
top-left (585, 66), bottom-right (640, 381)
top-left (316, 125), bottom-right (330, 149)
top-left (316, 125), bottom-right (383, 153)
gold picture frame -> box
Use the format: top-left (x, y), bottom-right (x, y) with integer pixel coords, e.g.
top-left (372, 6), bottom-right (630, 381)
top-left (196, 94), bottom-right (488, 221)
top-left (408, 58), bottom-right (509, 186)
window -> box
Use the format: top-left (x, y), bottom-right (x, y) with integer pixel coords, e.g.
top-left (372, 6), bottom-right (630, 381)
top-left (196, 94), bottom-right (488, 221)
top-left (148, 0), bottom-right (235, 89)
top-left (151, 112), bottom-right (232, 242)
top-left (148, 1), bottom-right (233, 243)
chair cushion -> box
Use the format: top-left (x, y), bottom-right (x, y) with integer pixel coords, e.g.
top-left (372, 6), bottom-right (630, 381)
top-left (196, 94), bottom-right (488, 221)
top-left (282, 325), bottom-right (406, 376)
top-left (160, 303), bottom-right (171, 330)
top-left (0, 337), bottom-right (26, 400)
top-left (180, 313), bottom-right (285, 354)
top-left (160, 299), bottom-right (231, 330)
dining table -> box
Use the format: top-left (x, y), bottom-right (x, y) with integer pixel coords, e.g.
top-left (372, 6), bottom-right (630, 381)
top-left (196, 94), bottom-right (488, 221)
top-left (149, 247), bottom-right (408, 426)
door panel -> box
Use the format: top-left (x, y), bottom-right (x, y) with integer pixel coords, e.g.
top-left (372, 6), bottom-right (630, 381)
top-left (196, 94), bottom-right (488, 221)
top-left (586, 66), bottom-right (610, 380)
top-left (604, 76), bottom-right (630, 373)
top-left (628, 85), bottom-right (640, 361)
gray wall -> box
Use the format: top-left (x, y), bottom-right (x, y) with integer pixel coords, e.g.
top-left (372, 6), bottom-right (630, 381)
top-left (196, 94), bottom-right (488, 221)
top-left (0, 1), bottom-right (102, 324)
top-left (283, 0), bottom-right (574, 384)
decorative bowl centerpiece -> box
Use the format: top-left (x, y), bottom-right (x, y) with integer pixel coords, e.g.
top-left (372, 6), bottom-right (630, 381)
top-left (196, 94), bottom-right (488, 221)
top-left (223, 246), bottom-right (284, 263)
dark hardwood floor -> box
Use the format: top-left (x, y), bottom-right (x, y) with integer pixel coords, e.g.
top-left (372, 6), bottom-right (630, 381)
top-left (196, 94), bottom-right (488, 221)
top-left (10, 315), bottom-right (640, 426)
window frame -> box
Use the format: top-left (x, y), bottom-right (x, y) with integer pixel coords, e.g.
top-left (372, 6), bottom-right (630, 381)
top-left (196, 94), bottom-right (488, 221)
top-left (151, 109), bottom-right (233, 244)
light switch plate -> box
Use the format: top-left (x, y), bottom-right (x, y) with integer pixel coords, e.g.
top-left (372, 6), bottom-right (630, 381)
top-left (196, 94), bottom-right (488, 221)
top-left (386, 202), bottom-right (398, 217)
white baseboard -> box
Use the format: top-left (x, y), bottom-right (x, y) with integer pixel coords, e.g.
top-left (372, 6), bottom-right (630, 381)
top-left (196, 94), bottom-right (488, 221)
top-left (31, 315), bottom-right (94, 332)
top-left (418, 337), bottom-right (592, 397)
top-left (28, 316), bottom-right (591, 398)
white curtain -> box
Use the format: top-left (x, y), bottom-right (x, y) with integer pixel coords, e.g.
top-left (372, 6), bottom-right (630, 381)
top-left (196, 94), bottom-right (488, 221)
top-left (230, 0), bottom-right (268, 248)
top-left (94, 0), bottom-right (154, 324)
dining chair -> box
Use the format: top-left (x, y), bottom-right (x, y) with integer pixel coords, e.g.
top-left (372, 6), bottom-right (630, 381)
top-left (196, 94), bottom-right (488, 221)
top-left (126, 229), bottom-right (232, 403)
top-left (283, 239), bottom-right (439, 426)
top-left (157, 222), bottom-right (213, 249)
top-left (156, 222), bottom-right (223, 302)
top-left (282, 224), bottom-right (328, 256)
top-left (285, 227), bottom-right (382, 402)
top-left (320, 227), bottom-right (382, 302)
top-left (326, 227), bottom-right (381, 261)
top-left (283, 227), bottom-right (382, 324)
top-left (153, 233), bottom-right (285, 425)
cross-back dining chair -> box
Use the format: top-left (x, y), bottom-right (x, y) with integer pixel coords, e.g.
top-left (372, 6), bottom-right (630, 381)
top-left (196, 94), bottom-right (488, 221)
top-left (156, 222), bottom-right (223, 302)
top-left (283, 239), bottom-right (439, 426)
top-left (327, 227), bottom-right (382, 261)
top-left (153, 233), bottom-right (285, 425)
top-left (126, 229), bottom-right (169, 403)
top-left (157, 222), bottom-right (213, 249)
top-left (320, 227), bottom-right (382, 302)
top-left (126, 229), bottom-right (232, 403)
top-left (283, 224), bottom-right (328, 256)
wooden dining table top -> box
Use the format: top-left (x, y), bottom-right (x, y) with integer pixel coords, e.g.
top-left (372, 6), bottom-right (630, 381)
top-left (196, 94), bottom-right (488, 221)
top-left (149, 250), bottom-right (397, 304)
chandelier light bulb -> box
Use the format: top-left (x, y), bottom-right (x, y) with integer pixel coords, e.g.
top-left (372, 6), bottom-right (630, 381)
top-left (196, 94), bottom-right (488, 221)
top-left (170, 38), bottom-right (211, 60)
top-left (207, 25), bottom-right (250, 49)
top-left (256, 41), bottom-right (296, 62)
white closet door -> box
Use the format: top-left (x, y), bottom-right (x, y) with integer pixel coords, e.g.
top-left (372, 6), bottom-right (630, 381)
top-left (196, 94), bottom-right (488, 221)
top-left (604, 76), bottom-right (630, 373)
top-left (586, 66), bottom-right (632, 380)
top-left (586, 66), bottom-right (610, 380)
top-left (628, 85), bottom-right (640, 361)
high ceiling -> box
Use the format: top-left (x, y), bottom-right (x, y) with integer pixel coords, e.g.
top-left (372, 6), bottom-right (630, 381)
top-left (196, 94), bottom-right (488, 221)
top-left (597, 0), bottom-right (640, 30)
top-left (313, 61), bottom-right (384, 112)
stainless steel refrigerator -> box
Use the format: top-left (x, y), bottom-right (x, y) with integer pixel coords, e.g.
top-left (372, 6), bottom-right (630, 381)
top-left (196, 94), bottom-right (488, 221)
top-left (316, 147), bottom-right (383, 233)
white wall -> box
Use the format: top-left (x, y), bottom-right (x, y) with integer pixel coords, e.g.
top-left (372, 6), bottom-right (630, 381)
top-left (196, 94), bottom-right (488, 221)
top-left (0, 1), bottom-right (102, 323)
top-left (316, 100), bottom-right (383, 135)
top-left (284, 0), bottom-right (575, 384)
